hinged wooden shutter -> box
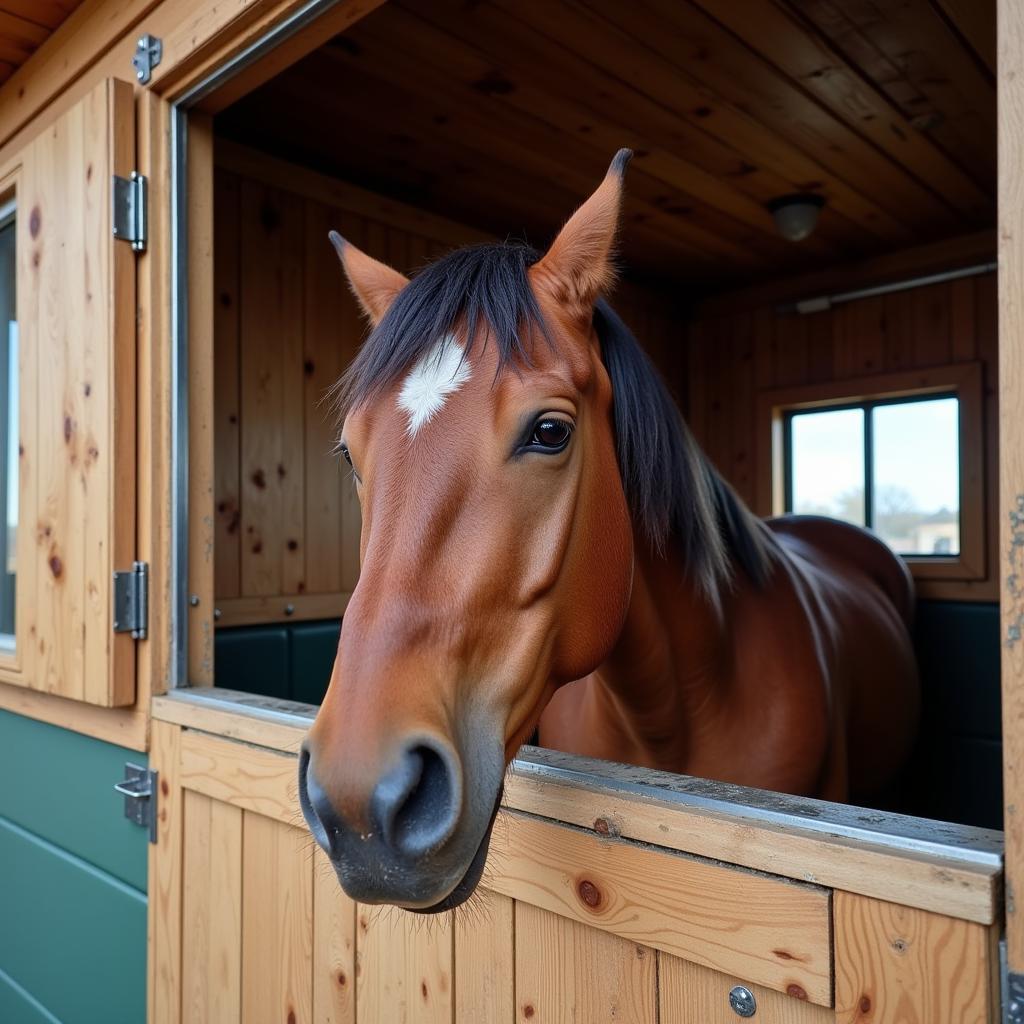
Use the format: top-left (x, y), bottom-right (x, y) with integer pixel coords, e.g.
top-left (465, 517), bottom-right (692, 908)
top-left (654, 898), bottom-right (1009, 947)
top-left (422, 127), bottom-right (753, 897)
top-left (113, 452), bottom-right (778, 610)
top-left (17, 78), bottom-right (137, 707)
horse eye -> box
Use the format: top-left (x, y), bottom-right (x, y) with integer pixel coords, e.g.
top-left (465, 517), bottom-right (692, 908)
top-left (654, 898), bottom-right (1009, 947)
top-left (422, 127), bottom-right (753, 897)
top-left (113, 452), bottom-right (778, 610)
top-left (338, 443), bottom-right (353, 467)
top-left (531, 419), bottom-right (572, 451)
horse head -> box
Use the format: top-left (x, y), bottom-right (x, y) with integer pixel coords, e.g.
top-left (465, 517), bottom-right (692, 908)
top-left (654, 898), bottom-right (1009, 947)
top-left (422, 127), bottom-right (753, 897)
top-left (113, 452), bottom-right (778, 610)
top-left (299, 150), bottom-right (668, 911)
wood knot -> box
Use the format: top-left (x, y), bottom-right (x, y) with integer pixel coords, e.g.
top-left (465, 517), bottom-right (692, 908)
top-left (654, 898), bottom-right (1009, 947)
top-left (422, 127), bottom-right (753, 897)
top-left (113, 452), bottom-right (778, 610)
top-left (48, 554), bottom-right (62, 579)
top-left (336, 971), bottom-right (346, 988)
top-left (773, 948), bottom-right (797, 961)
top-left (522, 1005), bottom-right (535, 1019)
top-left (63, 415), bottom-right (73, 443)
top-left (251, 468), bottom-right (266, 489)
top-left (593, 817), bottom-right (610, 835)
top-left (29, 205), bottom-right (41, 239)
top-left (891, 938), bottom-right (908, 955)
top-left (287, 539), bottom-right (298, 551)
top-left (576, 878), bottom-right (602, 909)
top-left (83, 382), bottom-right (91, 397)
top-left (421, 980), bottom-right (428, 1000)
top-left (277, 463), bottom-right (287, 479)
top-left (785, 984), bottom-right (807, 1000)
top-left (859, 994), bottom-right (872, 1013)
top-left (160, 779), bottom-right (169, 796)
top-left (286, 1010), bottom-right (295, 1024)
top-left (304, 359), bottom-right (315, 377)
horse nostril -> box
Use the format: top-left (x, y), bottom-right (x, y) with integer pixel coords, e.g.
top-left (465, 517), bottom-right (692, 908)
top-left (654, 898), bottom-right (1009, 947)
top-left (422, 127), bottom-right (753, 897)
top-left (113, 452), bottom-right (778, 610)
top-left (298, 747), bottom-right (340, 858)
top-left (372, 741), bottom-right (462, 858)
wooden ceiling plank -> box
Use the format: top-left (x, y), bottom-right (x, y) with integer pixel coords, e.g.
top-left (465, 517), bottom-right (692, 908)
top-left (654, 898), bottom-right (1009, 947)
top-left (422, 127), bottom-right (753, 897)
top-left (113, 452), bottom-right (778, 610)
top-left (219, 77), bottom-right (724, 280)
top-left (343, 11), bottom-right (833, 264)
top-left (348, 3), bottom-right (790, 246)
top-left (293, 48), bottom-right (772, 269)
top-left (0, 2), bottom-right (82, 32)
top-left (682, 0), bottom-right (992, 219)
top-left (793, 0), bottom-right (995, 188)
top-left (571, 0), bottom-right (971, 231)
top-left (401, 0), bottom-right (912, 245)
top-left (932, 0), bottom-right (996, 76)
top-left (0, 10), bottom-right (50, 50)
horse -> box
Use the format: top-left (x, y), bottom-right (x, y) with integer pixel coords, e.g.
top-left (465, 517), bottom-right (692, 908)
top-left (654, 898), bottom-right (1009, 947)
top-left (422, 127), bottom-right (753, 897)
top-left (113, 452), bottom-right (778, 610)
top-left (298, 149), bottom-right (919, 913)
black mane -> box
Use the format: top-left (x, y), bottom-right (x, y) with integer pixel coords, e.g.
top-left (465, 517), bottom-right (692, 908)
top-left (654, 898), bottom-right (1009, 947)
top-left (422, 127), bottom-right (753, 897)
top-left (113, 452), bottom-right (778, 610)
top-left (335, 241), bottom-right (774, 599)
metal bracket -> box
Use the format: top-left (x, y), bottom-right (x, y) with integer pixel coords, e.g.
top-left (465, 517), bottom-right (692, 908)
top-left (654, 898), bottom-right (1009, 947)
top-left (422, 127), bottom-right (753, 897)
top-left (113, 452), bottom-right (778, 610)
top-left (112, 172), bottom-right (147, 253)
top-left (132, 34), bottom-right (162, 85)
top-left (113, 561), bottom-right (149, 640)
top-left (114, 763), bottom-right (158, 843)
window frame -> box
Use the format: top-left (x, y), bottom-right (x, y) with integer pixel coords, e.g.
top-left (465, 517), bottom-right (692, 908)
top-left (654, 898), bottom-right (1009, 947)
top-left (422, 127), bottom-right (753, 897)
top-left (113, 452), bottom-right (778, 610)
top-left (0, 181), bottom-right (18, 675)
top-left (757, 362), bottom-right (985, 584)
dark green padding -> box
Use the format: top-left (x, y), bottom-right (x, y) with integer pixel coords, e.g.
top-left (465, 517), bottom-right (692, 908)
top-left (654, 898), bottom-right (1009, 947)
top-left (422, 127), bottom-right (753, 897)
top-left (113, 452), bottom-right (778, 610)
top-left (215, 619), bottom-right (339, 703)
top-left (0, 710), bottom-right (148, 890)
top-left (213, 624), bottom-right (290, 699)
top-left (289, 620), bottom-right (340, 704)
top-left (0, 818), bottom-right (145, 1024)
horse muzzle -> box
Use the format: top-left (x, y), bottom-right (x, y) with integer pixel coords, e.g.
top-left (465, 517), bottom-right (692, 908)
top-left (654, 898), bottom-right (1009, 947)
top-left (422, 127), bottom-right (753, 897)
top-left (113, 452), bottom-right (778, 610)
top-left (298, 734), bottom-right (504, 911)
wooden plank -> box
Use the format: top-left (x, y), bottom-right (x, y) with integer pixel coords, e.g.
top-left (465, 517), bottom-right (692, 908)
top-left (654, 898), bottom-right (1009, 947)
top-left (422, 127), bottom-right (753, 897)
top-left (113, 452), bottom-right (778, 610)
top-left (502, 754), bottom-right (1000, 926)
top-left (934, 0), bottom-right (996, 74)
top-left (513, 902), bottom-right (657, 1023)
top-left (179, 726), bottom-right (300, 827)
top-left (356, 904), bottom-right (454, 1023)
top-left (951, 274), bottom-right (978, 362)
top-left (241, 811), bottom-right (314, 1024)
top-left (18, 76), bottom-right (135, 706)
top-left (658, 952), bottom-right (832, 1022)
top-left (486, 811), bottom-right (832, 1004)
top-left (999, 0), bottom-right (1024, 971)
top-left (302, 199), bottom-right (346, 597)
top-left (238, 180), bottom-right (304, 598)
top-left (214, 169), bottom-right (242, 600)
top-left (182, 790), bottom-right (243, 1024)
top-left (148, 720), bottom-right (184, 1024)
top-left (313, 851), bottom-right (356, 1024)
top-left (188, 112), bottom-right (215, 686)
top-left (454, 890), bottom-right (514, 1022)
top-left (833, 891), bottom-right (998, 1022)
top-left (214, 590), bottom-right (350, 628)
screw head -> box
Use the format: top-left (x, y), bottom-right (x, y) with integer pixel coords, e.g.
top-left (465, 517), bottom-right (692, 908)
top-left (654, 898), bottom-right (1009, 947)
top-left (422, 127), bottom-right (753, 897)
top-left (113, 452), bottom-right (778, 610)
top-left (284, 603), bottom-right (295, 616)
top-left (729, 985), bottom-right (757, 1018)
top-left (189, 594), bottom-right (200, 607)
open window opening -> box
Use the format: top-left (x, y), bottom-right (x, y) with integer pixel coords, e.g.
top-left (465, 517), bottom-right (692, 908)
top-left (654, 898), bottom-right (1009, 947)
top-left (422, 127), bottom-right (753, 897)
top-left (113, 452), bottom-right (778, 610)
top-left (182, 0), bottom-right (999, 833)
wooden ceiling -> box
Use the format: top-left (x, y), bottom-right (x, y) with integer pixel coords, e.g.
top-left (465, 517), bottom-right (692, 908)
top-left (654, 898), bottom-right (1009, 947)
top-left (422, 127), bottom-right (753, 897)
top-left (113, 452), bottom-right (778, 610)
top-left (0, 2), bottom-right (83, 86)
top-left (216, 0), bottom-right (996, 288)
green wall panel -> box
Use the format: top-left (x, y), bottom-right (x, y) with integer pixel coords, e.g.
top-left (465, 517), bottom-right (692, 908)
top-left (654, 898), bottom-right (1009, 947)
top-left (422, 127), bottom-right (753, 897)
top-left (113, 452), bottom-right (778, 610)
top-left (0, 709), bottom-right (147, 889)
top-left (0, 818), bottom-right (146, 1024)
top-left (0, 966), bottom-right (61, 1024)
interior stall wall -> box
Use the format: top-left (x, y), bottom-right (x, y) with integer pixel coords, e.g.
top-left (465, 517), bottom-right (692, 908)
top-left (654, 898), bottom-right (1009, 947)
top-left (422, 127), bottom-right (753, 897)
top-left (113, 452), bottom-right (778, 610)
top-left (212, 144), bottom-right (684, 637)
top-left (686, 272), bottom-right (1001, 828)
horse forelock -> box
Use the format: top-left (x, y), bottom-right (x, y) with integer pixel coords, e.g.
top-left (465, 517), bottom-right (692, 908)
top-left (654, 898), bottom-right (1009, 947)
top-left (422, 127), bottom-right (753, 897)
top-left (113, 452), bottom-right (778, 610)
top-left (331, 241), bottom-right (775, 600)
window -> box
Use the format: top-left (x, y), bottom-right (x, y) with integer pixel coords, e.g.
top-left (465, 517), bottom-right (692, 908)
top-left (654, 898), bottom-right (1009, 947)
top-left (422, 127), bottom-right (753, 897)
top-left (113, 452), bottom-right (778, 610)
top-left (0, 201), bottom-right (14, 647)
top-left (757, 363), bottom-right (985, 588)
top-left (786, 395), bottom-right (960, 557)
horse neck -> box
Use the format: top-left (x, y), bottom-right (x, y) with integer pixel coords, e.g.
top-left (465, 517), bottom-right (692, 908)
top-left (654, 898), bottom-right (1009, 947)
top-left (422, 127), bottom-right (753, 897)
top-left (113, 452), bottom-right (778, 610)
top-left (591, 536), bottom-right (732, 767)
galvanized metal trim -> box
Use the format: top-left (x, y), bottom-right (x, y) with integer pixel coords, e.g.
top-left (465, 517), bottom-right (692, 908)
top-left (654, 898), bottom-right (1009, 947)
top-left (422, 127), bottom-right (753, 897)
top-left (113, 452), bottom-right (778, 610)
top-left (510, 746), bottom-right (1004, 869)
top-left (169, 105), bottom-right (189, 688)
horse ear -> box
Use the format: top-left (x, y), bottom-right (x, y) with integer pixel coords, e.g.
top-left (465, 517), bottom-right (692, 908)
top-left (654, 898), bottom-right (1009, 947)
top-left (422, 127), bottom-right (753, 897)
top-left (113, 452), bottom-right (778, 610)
top-left (329, 231), bottom-right (410, 327)
top-left (531, 149), bottom-right (632, 317)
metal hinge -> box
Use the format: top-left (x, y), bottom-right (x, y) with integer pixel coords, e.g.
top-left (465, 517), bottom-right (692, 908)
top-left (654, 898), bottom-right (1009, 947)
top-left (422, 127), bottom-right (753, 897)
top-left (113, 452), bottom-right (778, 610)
top-left (111, 171), bottom-right (147, 253)
top-left (131, 34), bottom-right (162, 85)
top-left (1002, 939), bottom-right (1024, 1023)
top-left (114, 763), bottom-right (158, 843)
top-left (112, 561), bottom-right (149, 640)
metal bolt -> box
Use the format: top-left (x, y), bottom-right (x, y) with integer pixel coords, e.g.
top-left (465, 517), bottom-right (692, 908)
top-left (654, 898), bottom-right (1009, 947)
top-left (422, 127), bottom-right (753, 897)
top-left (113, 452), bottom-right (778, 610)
top-left (189, 594), bottom-right (200, 607)
top-left (213, 607), bottom-right (222, 621)
top-left (729, 986), bottom-right (756, 1018)
top-left (284, 603), bottom-right (295, 616)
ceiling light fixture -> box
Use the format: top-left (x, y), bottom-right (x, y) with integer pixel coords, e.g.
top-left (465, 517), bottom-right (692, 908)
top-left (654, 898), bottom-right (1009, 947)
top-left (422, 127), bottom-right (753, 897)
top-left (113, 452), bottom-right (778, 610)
top-left (768, 194), bottom-right (826, 242)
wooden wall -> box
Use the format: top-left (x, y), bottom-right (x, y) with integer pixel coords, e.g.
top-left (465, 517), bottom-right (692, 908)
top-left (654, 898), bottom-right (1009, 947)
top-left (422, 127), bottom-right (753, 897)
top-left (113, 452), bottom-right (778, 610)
top-left (687, 270), bottom-right (999, 601)
top-left (212, 143), bottom-right (684, 627)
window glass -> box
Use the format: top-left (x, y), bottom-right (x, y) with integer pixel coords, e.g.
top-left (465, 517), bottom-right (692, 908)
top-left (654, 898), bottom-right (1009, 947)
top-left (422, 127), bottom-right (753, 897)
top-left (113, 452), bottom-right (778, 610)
top-left (872, 397), bottom-right (959, 555)
top-left (789, 407), bottom-right (865, 526)
top-left (0, 213), bottom-right (15, 642)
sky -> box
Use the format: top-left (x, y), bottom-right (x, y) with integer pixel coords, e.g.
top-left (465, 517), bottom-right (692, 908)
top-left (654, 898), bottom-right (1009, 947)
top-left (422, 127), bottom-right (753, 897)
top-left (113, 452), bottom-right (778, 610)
top-left (790, 396), bottom-right (960, 518)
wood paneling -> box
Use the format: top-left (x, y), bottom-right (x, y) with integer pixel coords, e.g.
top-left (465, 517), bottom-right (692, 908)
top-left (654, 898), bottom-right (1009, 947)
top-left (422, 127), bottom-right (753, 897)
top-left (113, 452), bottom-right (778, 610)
top-left (687, 271), bottom-right (999, 601)
top-left (216, 0), bottom-right (997, 286)
top-left (833, 891), bottom-right (998, 1022)
top-left (214, 147), bottom-right (681, 626)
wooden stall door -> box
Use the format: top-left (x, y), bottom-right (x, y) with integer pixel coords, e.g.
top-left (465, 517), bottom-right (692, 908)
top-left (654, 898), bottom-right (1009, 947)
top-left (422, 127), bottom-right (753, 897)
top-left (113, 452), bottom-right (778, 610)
top-left (148, 716), bottom-right (1000, 1023)
top-left (14, 77), bottom-right (137, 706)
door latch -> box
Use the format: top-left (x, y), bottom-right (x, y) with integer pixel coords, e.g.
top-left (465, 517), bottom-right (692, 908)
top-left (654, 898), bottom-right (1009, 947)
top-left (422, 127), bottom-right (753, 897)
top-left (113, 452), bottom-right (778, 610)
top-left (114, 763), bottom-right (158, 843)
